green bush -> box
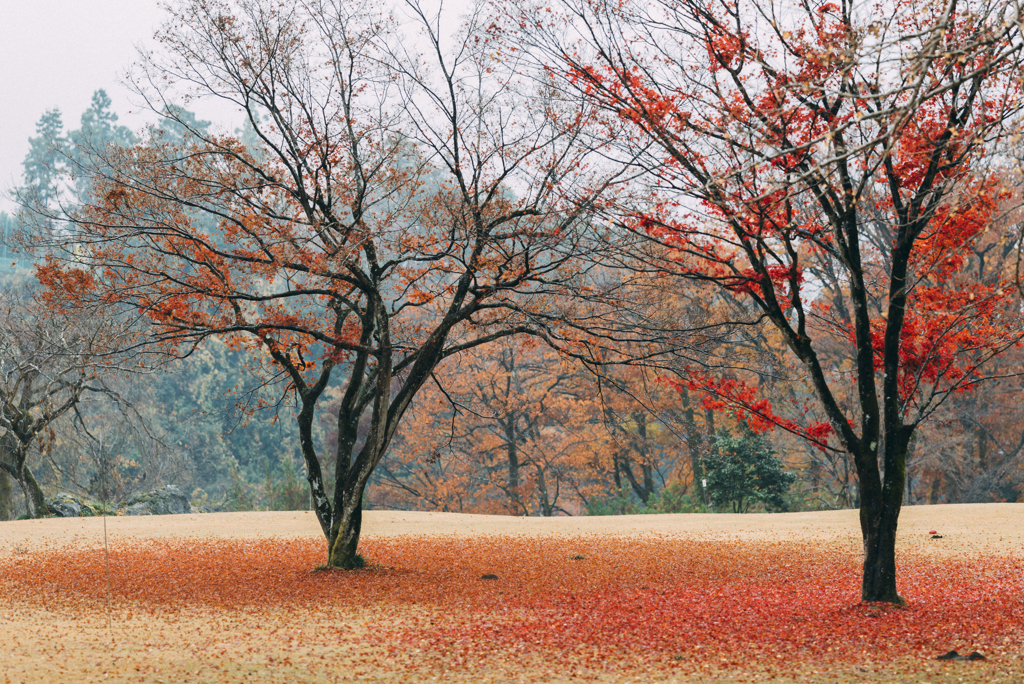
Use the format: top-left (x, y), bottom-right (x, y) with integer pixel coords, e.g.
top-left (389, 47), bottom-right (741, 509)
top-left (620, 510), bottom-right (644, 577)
top-left (223, 460), bottom-right (255, 512)
top-left (264, 456), bottom-right (308, 511)
top-left (703, 428), bottom-right (795, 513)
top-left (645, 481), bottom-right (701, 513)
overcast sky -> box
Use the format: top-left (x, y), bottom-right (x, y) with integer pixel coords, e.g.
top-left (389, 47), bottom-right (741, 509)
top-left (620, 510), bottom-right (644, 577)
top-left (0, 0), bottom-right (168, 212)
top-left (0, 0), bottom-right (474, 216)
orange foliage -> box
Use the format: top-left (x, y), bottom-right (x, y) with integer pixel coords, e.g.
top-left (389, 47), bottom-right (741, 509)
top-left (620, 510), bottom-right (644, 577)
top-left (373, 341), bottom-right (611, 515)
top-left (373, 339), bottom-right (713, 515)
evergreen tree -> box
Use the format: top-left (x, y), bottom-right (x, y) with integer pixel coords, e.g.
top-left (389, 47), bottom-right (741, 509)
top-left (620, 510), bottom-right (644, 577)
top-left (235, 112), bottom-right (269, 162)
top-left (70, 90), bottom-right (135, 151)
top-left (703, 428), bottom-right (795, 513)
top-left (0, 212), bottom-right (12, 264)
top-left (21, 109), bottom-right (66, 212)
top-left (68, 90), bottom-right (136, 198)
top-left (158, 105), bottom-right (212, 139)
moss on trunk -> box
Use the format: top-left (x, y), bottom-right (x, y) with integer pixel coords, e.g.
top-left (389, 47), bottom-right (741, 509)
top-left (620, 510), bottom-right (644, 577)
top-left (0, 469), bottom-right (13, 521)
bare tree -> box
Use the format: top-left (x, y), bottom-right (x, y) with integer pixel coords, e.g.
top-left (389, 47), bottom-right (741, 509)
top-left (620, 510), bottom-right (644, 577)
top-left (0, 284), bottom-right (138, 518)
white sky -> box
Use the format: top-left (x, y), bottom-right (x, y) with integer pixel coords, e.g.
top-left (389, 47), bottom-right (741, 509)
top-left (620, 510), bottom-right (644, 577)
top-left (0, 0), bottom-right (472, 216)
top-left (0, 1), bottom-right (172, 213)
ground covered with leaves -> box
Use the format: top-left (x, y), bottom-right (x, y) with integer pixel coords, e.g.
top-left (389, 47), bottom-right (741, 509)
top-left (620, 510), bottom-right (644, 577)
top-left (2, 509), bottom-right (1023, 682)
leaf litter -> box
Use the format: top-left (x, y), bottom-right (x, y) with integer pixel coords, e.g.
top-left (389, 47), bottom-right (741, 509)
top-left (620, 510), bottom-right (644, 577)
top-left (3, 532), bottom-right (1024, 681)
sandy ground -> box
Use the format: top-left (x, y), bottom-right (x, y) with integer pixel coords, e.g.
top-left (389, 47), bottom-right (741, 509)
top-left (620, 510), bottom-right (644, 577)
top-left (1, 502), bottom-right (1021, 558)
top-left (1, 504), bottom-right (1022, 684)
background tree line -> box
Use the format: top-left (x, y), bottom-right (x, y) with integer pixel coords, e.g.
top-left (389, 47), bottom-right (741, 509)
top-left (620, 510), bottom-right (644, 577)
top-left (2, 82), bottom-right (1021, 519)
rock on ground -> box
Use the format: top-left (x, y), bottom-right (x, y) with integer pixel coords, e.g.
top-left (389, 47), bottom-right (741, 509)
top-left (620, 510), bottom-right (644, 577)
top-left (46, 493), bottom-right (96, 518)
top-left (120, 485), bottom-right (194, 515)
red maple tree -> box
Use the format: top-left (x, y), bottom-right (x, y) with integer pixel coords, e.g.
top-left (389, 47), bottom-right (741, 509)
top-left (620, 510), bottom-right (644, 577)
top-left (507, 0), bottom-right (1024, 601)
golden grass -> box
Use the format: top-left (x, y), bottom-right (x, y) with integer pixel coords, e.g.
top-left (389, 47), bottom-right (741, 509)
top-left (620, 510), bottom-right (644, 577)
top-left (1, 504), bottom-right (1022, 683)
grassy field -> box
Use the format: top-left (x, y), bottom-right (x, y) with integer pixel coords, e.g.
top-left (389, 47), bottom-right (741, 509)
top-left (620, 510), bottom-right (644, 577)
top-left (1, 505), bottom-right (1022, 683)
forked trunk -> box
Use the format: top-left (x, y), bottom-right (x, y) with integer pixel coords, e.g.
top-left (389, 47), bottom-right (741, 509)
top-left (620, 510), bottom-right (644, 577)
top-left (0, 469), bottom-right (13, 521)
top-left (18, 465), bottom-right (47, 519)
top-left (323, 427), bottom-right (380, 570)
top-left (2, 442), bottom-right (47, 519)
top-left (327, 498), bottom-right (364, 569)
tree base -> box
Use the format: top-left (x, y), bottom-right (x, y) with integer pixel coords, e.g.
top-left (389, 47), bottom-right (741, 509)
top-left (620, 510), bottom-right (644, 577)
top-left (862, 591), bottom-right (904, 606)
top-left (314, 553), bottom-right (367, 572)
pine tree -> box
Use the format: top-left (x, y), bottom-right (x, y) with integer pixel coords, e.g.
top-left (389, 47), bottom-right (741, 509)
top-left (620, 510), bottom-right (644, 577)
top-left (0, 212), bottom-right (12, 265)
top-left (71, 90), bottom-right (135, 150)
top-left (703, 429), bottom-right (795, 513)
top-left (21, 109), bottom-right (66, 211)
top-left (68, 90), bottom-right (136, 198)
top-left (158, 105), bottom-right (211, 140)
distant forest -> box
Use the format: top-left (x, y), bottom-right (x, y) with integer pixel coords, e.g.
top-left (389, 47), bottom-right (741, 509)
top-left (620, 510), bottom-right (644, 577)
top-left (2, 88), bottom-right (1022, 521)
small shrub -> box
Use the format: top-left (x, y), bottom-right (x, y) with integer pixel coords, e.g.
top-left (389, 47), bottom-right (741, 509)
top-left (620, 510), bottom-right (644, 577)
top-left (703, 428), bottom-right (795, 513)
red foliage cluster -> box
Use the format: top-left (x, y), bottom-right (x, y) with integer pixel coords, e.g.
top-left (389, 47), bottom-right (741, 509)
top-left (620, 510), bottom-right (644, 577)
top-left (662, 371), bottom-right (833, 449)
top-left (3, 536), bottom-right (1021, 676)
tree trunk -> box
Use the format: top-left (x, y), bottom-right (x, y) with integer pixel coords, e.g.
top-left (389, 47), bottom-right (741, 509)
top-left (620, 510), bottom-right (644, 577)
top-left (0, 469), bottom-right (13, 521)
top-left (860, 503), bottom-right (901, 603)
top-left (704, 407), bottom-right (716, 442)
top-left (536, 465), bottom-right (553, 516)
top-left (325, 418), bottom-right (379, 570)
top-left (977, 426), bottom-right (988, 472)
top-left (642, 463), bottom-right (654, 502)
top-left (618, 457), bottom-right (652, 504)
top-left (680, 389), bottom-right (703, 488)
top-left (0, 434), bottom-right (16, 520)
top-left (18, 464), bottom-right (47, 519)
top-left (327, 496), bottom-right (364, 569)
top-left (904, 432), bottom-right (918, 505)
top-left (636, 414), bottom-right (655, 503)
top-left (857, 429), bottom-right (910, 603)
top-left (505, 419), bottom-right (525, 514)
top-left (2, 438), bottom-right (47, 519)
